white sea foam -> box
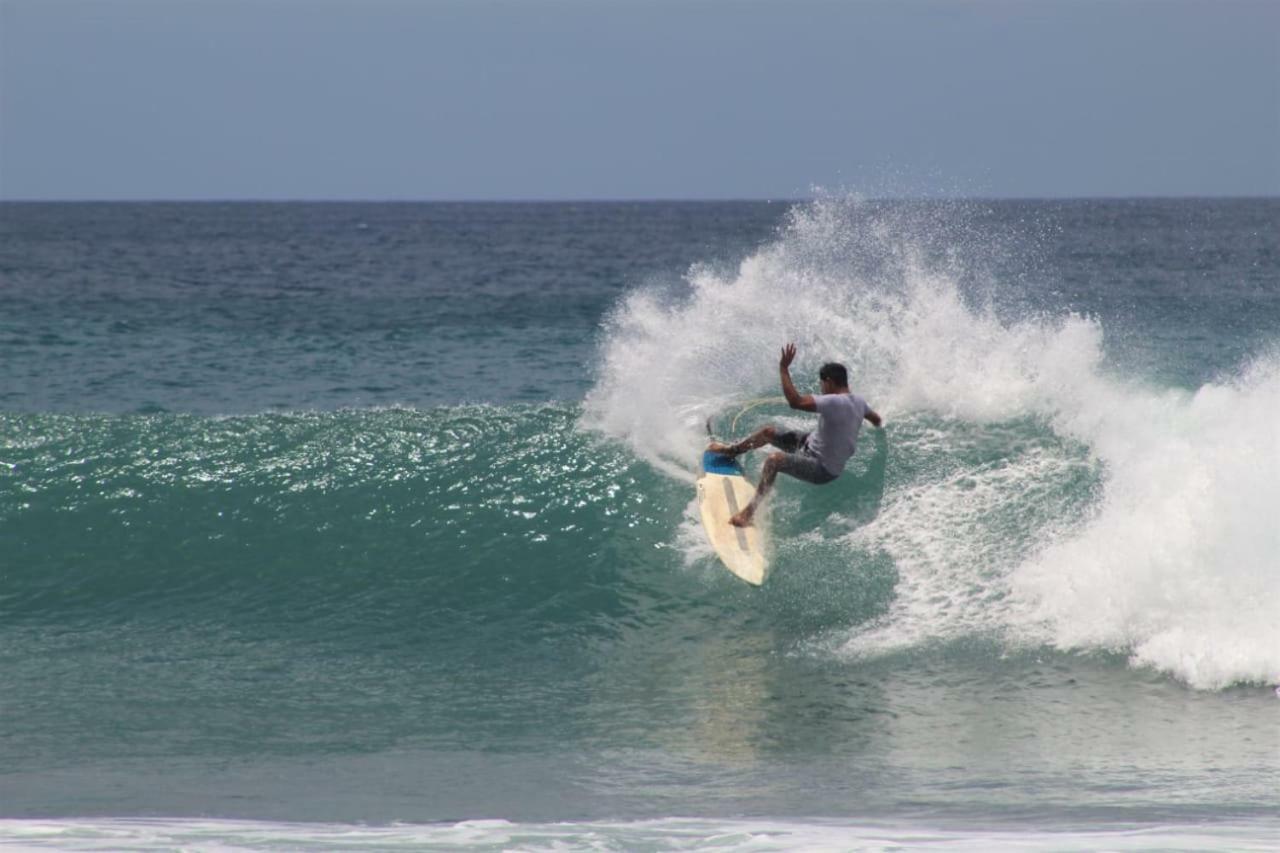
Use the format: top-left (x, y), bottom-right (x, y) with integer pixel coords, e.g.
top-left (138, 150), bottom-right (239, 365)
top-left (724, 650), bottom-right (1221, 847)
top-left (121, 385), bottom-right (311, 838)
top-left (584, 196), bottom-right (1280, 690)
top-left (1009, 355), bottom-right (1280, 689)
top-left (4, 816), bottom-right (1279, 851)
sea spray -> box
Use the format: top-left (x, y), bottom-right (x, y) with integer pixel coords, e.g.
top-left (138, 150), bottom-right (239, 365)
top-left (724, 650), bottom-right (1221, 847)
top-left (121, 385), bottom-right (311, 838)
top-left (584, 196), bottom-right (1280, 689)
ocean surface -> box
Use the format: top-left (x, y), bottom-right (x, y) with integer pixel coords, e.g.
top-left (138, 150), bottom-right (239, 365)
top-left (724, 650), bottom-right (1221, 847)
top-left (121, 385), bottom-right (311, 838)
top-left (1, 198), bottom-right (1277, 850)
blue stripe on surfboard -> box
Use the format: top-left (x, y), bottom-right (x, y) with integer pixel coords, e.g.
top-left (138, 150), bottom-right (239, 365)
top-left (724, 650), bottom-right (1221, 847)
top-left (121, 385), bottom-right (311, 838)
top-left (702, 450), bottom-right (743, 476)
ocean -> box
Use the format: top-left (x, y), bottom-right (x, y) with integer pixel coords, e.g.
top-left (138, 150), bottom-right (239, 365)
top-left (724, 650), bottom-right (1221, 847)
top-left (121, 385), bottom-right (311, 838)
top-left (1, 198), bottom-right (1277, 850)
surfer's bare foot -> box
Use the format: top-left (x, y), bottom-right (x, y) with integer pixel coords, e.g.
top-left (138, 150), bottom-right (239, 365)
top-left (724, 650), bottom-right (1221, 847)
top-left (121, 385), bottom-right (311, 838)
top-left (708, 441), bottom-right (739, 456)
top-left (729, 510), bottom-right (754, 527)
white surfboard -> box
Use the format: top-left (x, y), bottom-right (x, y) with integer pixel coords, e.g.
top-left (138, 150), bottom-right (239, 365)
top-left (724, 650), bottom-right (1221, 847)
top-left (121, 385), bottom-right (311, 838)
top-left (696, 450), bottom-right (769, 585)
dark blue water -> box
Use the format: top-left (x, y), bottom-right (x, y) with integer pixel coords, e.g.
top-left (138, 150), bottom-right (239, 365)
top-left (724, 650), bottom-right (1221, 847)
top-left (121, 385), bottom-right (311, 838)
top-left (1, 202), bottom-right (789, 411)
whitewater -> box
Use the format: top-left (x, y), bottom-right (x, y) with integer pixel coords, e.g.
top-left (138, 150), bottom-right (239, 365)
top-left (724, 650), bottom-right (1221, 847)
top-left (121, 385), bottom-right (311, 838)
top-left (584, 196), bottom-right (1280, 690)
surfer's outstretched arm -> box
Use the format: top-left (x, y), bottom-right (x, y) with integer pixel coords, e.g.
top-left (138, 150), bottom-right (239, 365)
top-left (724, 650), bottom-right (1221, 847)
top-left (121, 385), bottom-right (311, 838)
top-left (865, 408), bottom-right (883, 428)
top-left (780, 343), bottom-right (817, 412)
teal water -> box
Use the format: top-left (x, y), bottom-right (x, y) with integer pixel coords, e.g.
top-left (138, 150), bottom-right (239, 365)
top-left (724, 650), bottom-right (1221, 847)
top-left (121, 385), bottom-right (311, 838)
top-left (1, 199), bottom-right (1278, 846)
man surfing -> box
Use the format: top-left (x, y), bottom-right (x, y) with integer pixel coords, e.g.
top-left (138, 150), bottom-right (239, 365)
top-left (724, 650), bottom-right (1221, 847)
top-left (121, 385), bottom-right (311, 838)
top-left (708, 343), bottom-right (882, 527)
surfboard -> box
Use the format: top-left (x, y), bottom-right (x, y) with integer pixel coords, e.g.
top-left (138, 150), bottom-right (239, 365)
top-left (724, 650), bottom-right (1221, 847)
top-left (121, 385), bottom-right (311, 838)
top-left (696, 450), bottom-right (769, 585)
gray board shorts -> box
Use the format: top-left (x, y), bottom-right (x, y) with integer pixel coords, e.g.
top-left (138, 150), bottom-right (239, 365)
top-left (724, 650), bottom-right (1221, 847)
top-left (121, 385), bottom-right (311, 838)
top-left (770, 430), bottom-right (838, 485)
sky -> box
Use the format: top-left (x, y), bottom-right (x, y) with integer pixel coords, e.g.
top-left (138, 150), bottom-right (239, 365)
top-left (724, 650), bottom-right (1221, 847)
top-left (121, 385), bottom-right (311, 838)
top-left (1, 0), bottom-right (1277, 200)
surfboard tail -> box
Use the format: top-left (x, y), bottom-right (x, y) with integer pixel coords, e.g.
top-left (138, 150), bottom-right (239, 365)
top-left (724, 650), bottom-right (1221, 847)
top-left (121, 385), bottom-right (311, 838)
top-left (696, 470), bottom-right (769, 585)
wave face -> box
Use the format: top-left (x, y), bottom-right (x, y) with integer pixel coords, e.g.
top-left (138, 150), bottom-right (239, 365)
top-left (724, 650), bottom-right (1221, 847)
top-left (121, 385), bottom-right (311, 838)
top-left (1, 406), bottom-right (678, 634)
top-left (583, 196), bottom-right (1280, 689)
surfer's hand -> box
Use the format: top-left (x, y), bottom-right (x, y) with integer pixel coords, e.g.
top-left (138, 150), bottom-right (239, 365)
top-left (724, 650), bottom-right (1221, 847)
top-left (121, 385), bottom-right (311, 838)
top-left (780, 343), bottom-right (797, 370)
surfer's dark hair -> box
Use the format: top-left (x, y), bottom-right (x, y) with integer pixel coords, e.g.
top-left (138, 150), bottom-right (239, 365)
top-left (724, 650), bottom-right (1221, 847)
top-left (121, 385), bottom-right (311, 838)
top-left (819, 362), bottom-right (848, 387)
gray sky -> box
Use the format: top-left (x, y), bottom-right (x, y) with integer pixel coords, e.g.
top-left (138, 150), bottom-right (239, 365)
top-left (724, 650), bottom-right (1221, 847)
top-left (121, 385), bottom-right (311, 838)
top-left (2, 0), bottom-right (1277, 200)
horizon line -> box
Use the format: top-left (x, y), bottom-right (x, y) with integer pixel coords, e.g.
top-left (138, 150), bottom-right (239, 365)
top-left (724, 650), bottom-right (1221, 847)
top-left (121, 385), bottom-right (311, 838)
top-left (3, 193), bottom-right (1279, 204)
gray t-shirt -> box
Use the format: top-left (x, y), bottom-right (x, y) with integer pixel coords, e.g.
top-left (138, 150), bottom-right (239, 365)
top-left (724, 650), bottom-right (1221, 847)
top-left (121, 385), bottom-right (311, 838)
top-left (806, 393), bottom-right (870, 476)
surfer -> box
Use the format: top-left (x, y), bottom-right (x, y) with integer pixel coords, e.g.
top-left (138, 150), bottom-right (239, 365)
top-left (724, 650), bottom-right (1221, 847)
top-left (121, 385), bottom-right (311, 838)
top-left (709, 343), bottom-right (882, 527)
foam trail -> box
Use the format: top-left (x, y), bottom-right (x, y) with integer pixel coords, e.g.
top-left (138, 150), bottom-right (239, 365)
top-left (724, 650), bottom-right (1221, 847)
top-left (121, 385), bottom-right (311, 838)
top-left (584, 196), bottom-right (1280, 689)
